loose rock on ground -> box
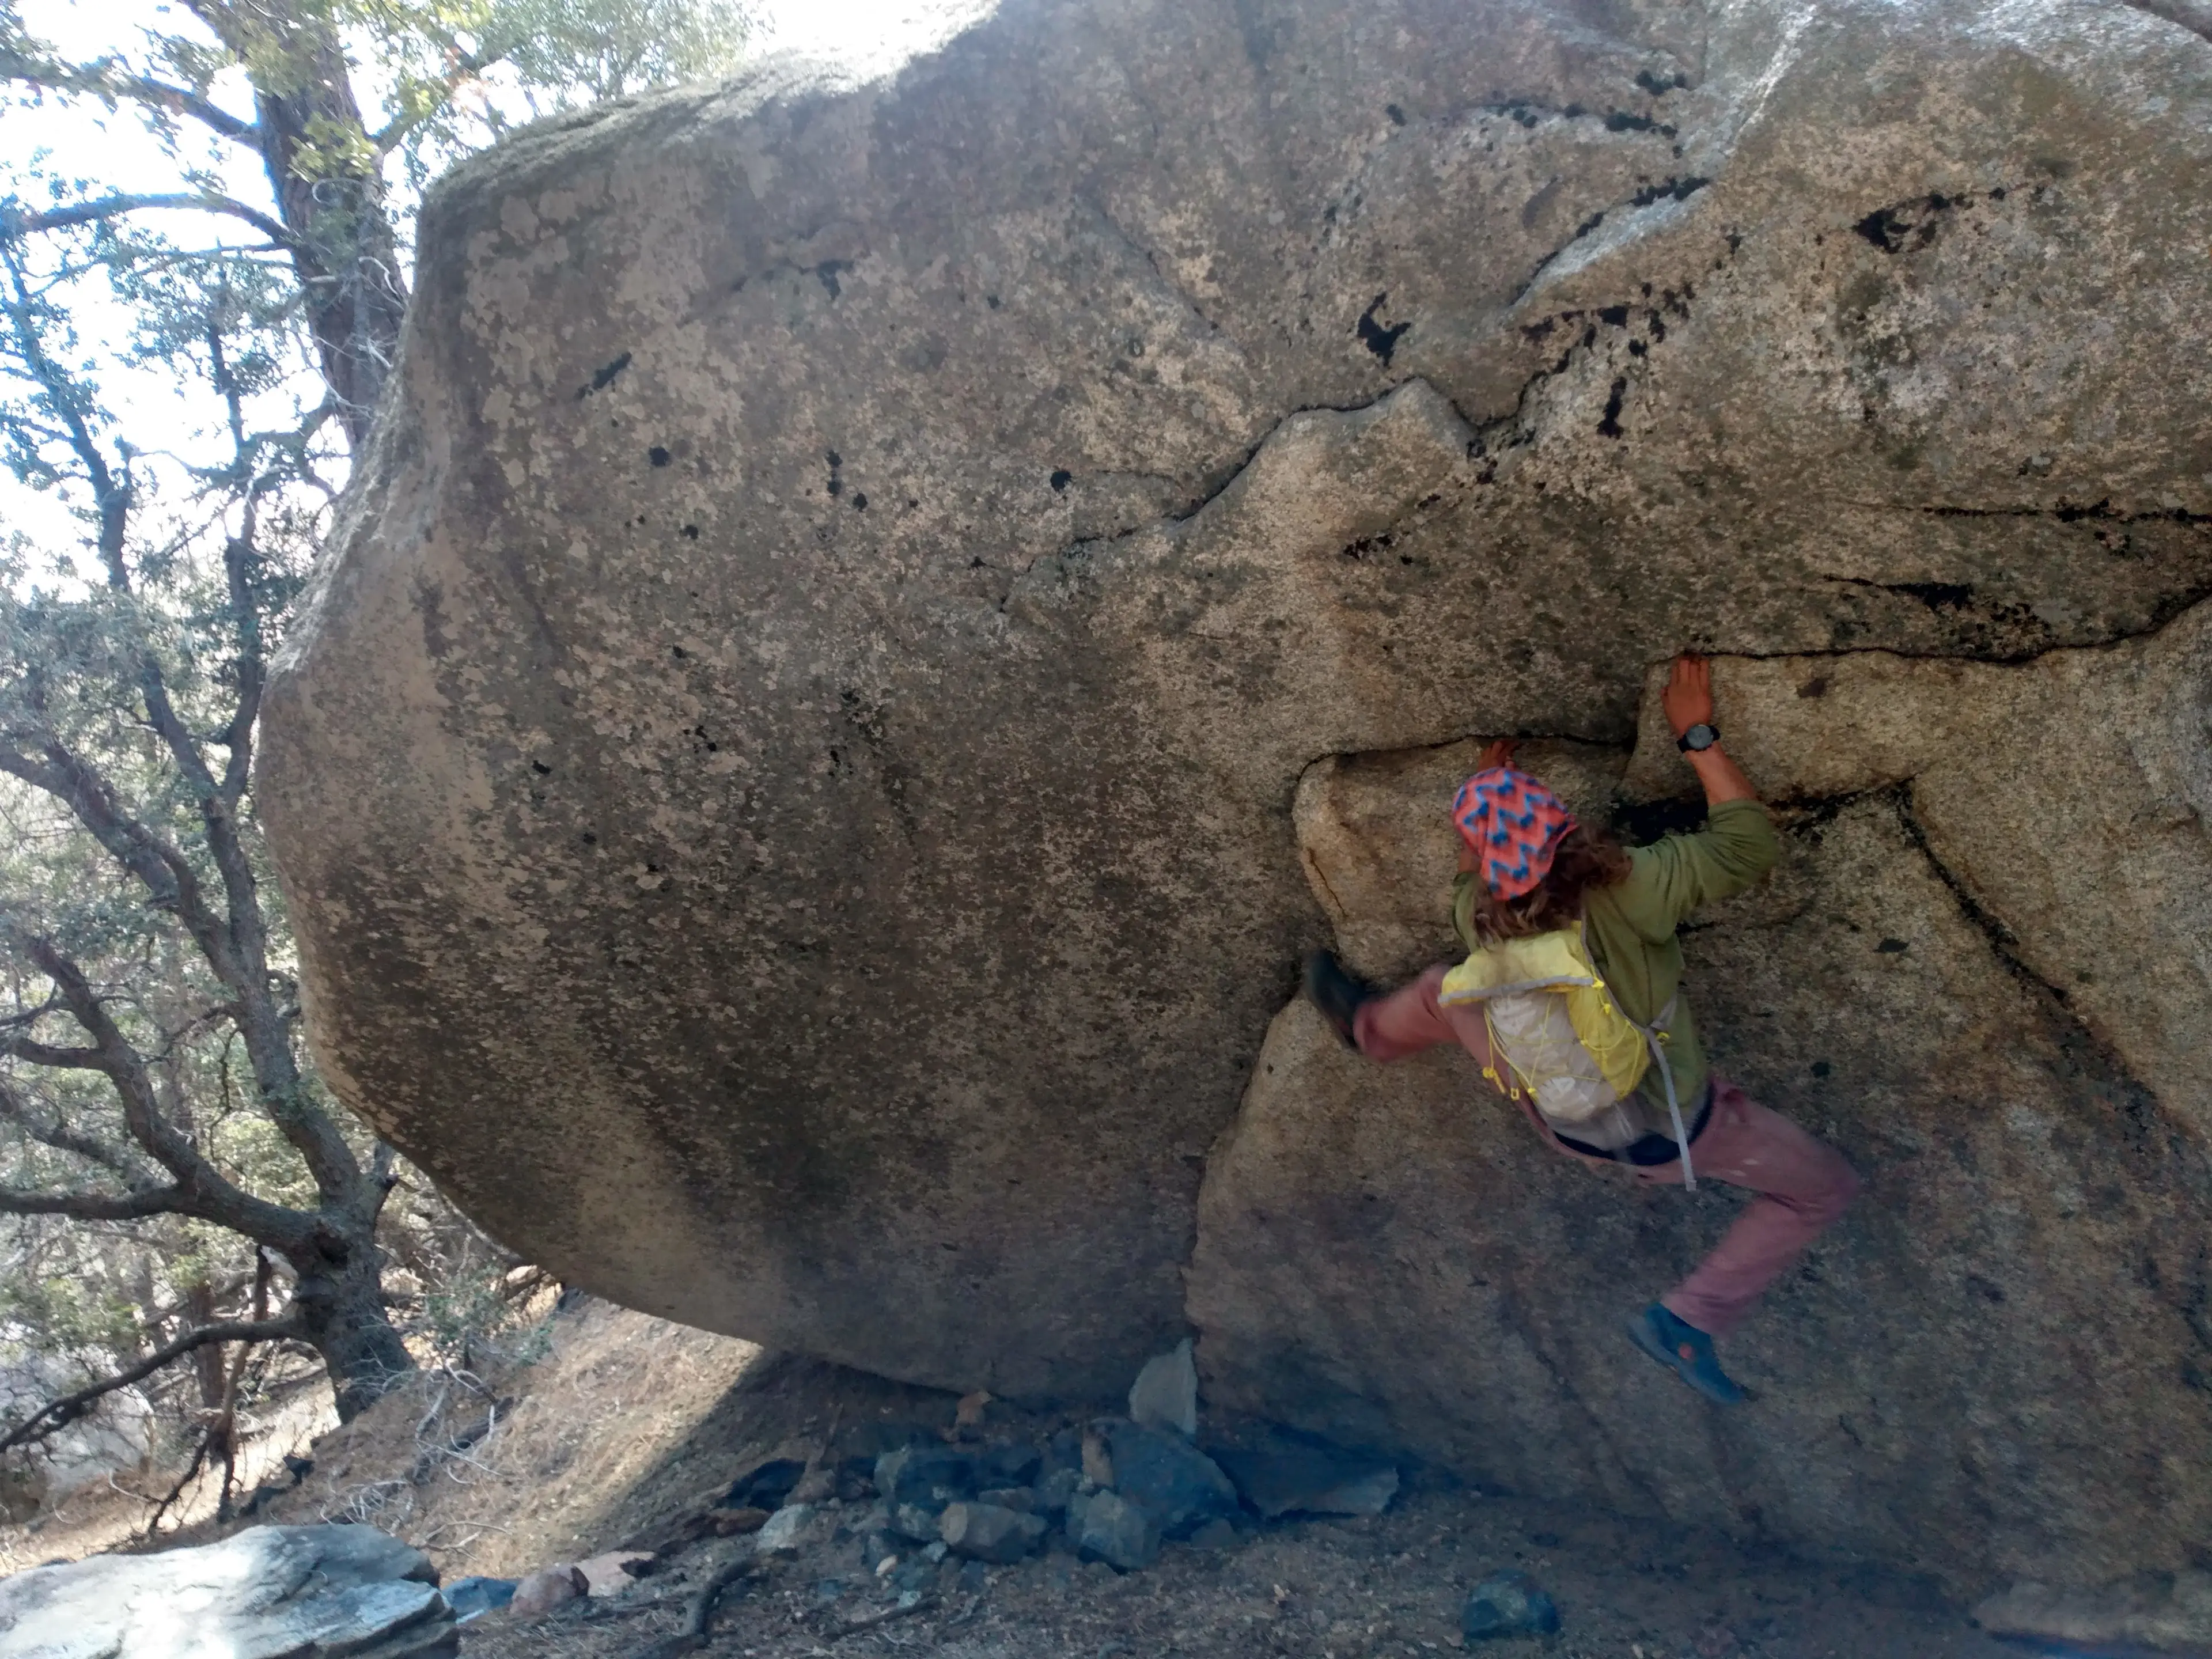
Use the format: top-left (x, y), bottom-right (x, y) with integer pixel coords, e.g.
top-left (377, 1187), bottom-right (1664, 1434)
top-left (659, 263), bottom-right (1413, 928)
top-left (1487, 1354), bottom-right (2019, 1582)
top-left (0, 1524), bottom-right (455, 1659)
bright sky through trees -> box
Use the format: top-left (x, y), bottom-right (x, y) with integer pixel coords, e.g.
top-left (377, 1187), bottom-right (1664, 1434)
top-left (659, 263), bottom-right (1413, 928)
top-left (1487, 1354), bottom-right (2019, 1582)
top-left (0, 0), bottom-right (986, 559)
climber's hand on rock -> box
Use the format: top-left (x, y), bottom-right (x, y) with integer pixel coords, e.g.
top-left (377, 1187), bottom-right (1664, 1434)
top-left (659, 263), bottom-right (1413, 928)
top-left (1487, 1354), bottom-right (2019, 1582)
top-left (1664, 654), bottom-right (1714, 739)
top-left (1479, 738), bottom-right (1518, 771)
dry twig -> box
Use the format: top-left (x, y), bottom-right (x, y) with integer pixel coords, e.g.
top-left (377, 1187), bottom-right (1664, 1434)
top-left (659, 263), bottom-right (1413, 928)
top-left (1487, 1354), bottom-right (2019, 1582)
top-left (830, 1594), bottom-right (938, 1640)
top-left (636, 1552), bottom-right (756, 1659)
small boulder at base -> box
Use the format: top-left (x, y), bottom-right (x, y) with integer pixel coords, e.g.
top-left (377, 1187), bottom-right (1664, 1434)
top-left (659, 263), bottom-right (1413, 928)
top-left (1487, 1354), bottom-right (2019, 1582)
top-left (1463, 1571), bottom-right (1561, 1641)
top-left (980, 1440), bottom-right (1043, 1487)
top-left (1034, 1468), bottom-right (1082, 1517)
top-left (888, 1502), bottom-right (944, 1542)
top-left (0, 1525), bottom-right (453, 1658)
top-left (1209, 1425), bottom-right (1399, 1519)
top-left (724, 1458), bottom-right (807, 1510)
top-left (1067, 1490), bottom-right (1161, 1571)
top-left (511, 1564), bottom-right (588, 1619)
top-left (444, 1575), bottom-right (516, 1624)
top-left (755, 1503), bottom-right (818, 1555)
top-left (939, 1501), bottom-right (1048, 1563)
top-left (874, 1444), bottom-right (975, 1513)
top-left (1127, 1339), bottom-right (1199, 1438)
top-left (575, 1551), bottom-right (654, 1595)
top-left (1104, 1420), bottom-right (1239, 1537)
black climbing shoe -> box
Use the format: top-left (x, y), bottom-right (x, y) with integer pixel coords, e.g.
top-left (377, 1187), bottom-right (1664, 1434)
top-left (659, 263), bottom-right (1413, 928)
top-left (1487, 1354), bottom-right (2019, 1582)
top-left (1303, 950), bottom-right (1373, 1051)
top-left (1627, 1302), bottom-right (1745, 1405)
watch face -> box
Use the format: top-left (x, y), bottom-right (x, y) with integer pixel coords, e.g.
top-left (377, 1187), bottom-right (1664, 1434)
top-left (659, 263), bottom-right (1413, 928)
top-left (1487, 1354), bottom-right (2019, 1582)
top-left (1683, 724), bottom-right (1718, 751)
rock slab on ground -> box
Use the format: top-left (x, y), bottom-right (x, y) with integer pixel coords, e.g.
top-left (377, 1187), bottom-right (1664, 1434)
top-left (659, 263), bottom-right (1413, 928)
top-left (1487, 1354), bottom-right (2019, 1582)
top-left (1462, 1571), bottom-right (1562, 1641)
top-left (259, 0), bottom-right (2212, 1592)
top-left (0, 1524), bottom-right (453, 1658)
top-left (1972, 1573), bottom-right (2212, 1651)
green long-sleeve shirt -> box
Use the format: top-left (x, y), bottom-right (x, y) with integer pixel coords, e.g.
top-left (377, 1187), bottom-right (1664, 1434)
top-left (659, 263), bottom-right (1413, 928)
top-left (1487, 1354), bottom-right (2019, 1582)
top-left (1452, 798), bottom-right (1780, 1135)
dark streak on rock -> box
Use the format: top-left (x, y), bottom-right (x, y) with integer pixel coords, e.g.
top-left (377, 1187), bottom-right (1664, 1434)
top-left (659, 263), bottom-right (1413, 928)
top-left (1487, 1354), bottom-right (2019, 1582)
top-left (1597, 377), bottom-right (1628, 438)
top-left (577, 351), bottom-right (632, 400)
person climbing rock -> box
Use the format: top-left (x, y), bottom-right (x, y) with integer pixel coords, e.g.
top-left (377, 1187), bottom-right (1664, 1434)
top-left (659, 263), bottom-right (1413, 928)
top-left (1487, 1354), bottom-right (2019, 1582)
top-left (1302, 654), bottom-right (1859, 1404)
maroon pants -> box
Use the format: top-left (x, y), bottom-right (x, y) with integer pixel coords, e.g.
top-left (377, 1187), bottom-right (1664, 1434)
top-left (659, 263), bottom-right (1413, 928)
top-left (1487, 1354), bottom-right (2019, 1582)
top-left (1353, 965), bottom-right (1859, 1339)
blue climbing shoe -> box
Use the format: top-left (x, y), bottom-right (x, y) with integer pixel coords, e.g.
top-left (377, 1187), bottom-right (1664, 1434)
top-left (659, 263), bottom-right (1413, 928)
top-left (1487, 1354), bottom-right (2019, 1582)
top-left (1302, 950), bottom-right (1373, 1050)
top-left (1627, 1303), bottom-right (1745, 1405)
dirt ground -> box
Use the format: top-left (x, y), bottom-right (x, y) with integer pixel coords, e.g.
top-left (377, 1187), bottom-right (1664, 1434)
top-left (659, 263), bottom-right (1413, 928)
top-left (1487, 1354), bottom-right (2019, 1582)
top-left (251, 1295), bottom-right (780, 1577)
top-left (340, 1298), bottom-right (2055, 1659)
top-left (1, 1297), bottom-right (2096, 1657)
top-left (459, 1475), bottom-right (2048, 1659)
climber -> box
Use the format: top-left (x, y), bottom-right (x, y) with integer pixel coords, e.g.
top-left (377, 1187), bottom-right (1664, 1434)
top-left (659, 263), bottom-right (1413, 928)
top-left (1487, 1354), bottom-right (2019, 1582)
top-left (1302, 655), bottom-right (1859, 1404)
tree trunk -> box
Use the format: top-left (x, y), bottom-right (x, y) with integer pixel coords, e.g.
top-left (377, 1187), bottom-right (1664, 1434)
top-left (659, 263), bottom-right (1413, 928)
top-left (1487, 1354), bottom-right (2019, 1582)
top-left (182, 1281), bottom-right (228, 1411)
top-left (250, 80), bottom-right (408, 450)
top-left (284, 1224), bottom-right (412, 1422)
top-left (187, 0), bottom-right (408, 449)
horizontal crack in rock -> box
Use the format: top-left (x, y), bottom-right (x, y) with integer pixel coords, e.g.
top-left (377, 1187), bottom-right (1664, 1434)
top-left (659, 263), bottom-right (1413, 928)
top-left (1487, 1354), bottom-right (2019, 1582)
top-left (1743, 575), bottom-right (2212, 666)
top-left (1012, 380), bottom-right (1474, 582)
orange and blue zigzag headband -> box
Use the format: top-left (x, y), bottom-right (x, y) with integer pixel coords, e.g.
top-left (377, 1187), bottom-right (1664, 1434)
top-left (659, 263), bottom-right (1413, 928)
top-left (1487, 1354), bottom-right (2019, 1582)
top-left (1452, 767), bottom-right (1575, 900)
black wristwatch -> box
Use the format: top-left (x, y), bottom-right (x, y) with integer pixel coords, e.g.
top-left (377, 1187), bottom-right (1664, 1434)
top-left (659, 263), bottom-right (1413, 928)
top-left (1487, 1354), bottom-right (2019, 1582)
top-left (1677, 722), bottom-right (1721, 753)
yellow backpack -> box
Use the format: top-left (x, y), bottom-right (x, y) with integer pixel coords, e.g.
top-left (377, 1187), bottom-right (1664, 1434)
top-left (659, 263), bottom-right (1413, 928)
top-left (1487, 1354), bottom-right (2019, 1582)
top-left (1438, 926), bottom-right (1697, 1185)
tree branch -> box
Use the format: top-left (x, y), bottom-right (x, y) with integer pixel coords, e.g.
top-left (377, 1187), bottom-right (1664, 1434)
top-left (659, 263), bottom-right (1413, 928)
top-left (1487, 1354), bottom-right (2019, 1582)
top-left (0, 1180), bottom-right (190, 1222)
top-left (0, 1032), bottom-right (105, 1070)
top-left (0, 739), bottom-right (230, 978)
top-left (2, 237), bottom-right (363, 1206)
top-left (0, 237), bottom-right (132, 576)
top-left (0, 39), bottom-right (259, 143)
top-left (0, 194), bottom-right (290, 247)
top-left (1, 930), bottom-right (317, 1248)
top-left (15, 932), bottom-right (221, 1181)
top-left (209, 327), bottom-right (264, 810)
top-left (0, 1315), bottom-right (301, 1456)
top-left (368, 43), bottom-right (507, 154)
top-left (0, 739), bottom-right (362, 1208)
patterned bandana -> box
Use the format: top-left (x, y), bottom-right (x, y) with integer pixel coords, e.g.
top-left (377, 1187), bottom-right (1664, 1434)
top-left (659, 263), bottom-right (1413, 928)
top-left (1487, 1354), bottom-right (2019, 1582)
top-left (1452, 767), bottom-right (1577, 900)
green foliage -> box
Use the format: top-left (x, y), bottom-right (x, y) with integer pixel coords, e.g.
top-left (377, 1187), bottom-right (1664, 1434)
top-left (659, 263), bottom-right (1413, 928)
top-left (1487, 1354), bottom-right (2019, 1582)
top-left (355, 0), bottom-right (752, 189)
top-left (0, 0), bottom-right (752, 1471)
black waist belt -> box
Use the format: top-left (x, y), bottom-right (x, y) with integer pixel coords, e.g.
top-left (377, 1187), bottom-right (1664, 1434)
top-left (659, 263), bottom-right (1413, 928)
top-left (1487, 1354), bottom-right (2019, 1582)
top-left (1553, 1083), bottom-right (1714, 1166)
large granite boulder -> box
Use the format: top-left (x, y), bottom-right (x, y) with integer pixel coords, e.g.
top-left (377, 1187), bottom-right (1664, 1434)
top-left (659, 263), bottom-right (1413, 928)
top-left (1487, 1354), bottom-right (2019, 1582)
top-left (259, 0), bottom-right (2212, 1585)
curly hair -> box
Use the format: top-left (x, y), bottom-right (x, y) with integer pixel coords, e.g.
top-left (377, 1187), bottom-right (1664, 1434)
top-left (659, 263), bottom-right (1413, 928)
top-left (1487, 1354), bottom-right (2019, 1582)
top-left (1464, 822), bottom-right (1633, 944)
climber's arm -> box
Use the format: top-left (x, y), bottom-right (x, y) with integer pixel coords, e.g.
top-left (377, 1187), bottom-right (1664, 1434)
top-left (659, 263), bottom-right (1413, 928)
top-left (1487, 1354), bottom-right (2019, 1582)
top-left (1664, 654), bottom-right (1757, 809)
top-left (1618, 656), bottom-right (1779, 932)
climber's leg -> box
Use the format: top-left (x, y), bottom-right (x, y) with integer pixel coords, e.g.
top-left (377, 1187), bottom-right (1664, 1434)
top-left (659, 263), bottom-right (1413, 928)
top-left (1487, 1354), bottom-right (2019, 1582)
top-left (1344, 963), bottom-right (1465, 1062)
top-left (1305, 954), bottom-right (1502, 1069)
top-left (1635, 1076), bottom-right (1861, 1339)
